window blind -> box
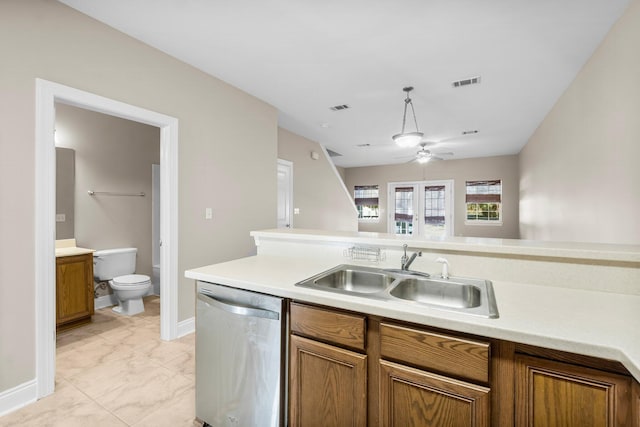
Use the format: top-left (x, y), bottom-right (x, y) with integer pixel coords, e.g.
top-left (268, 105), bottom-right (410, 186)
top-left (465, 180), bottom-right (501, 203)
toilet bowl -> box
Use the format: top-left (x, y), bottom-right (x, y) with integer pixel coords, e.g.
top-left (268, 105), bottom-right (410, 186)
top-left (93, 247), bottom-right (152, 316)
top-left (110, 274), bottom-right (152, 316)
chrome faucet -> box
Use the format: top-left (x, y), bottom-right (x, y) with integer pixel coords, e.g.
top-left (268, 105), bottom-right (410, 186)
top-left (401, 244), bottom-right (422, 270)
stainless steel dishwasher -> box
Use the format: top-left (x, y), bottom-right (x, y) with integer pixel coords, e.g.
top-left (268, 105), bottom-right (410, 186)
top-left (196, 281), bottom-right (286, 427)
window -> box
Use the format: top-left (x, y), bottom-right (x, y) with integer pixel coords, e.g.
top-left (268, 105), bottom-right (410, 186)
top-left (393, 186), bottom-right (414, 234)
top-left (466, 180), bottom-right (502, 223)
top-left (354, 185), bottom-right (379, 221)
top-left (424, 185), bottom-right (446, 235)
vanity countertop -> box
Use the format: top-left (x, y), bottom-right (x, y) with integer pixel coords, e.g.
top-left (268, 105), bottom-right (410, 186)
top-left (55, 239), bottom-right (94, 258)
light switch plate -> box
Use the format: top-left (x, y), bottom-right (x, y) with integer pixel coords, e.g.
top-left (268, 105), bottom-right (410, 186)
top-left (56, 213), bottom-right (66, 222)
top-left (205, 208), bottom-right (213, 220)
top-left (294, 208), bottom-right (300, 215)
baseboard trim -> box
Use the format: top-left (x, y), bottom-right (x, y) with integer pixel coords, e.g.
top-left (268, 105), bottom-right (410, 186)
top-left (94, 294), bottom-right (118, 310)
top-left (0, 379), bottom-right (37, 417)
top-left (177, 316), bottom-right (195, 338)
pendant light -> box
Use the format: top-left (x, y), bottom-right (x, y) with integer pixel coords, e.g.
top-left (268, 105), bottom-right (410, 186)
top-left (392, 86), bottom-right (424, 147)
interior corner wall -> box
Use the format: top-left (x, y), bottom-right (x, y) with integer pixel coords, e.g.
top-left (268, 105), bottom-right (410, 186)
top-left (277, 128), bottom-right (358, 232)
top-left (518, 0), bottom-right (640, 245)
top-left (0, 0), bottom-right (277, 395)
top-left (55, 103), bottom-right (160, 278)
top-left (344, 155), bottom-right (520, 239)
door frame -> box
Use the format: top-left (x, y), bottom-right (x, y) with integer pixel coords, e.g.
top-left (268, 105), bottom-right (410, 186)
top-left (387, 179), bottom-right (454, 237)
top-left (35, 79), bottom-right (179, 398)
top-left (277, 159), bottom-right (293, 228)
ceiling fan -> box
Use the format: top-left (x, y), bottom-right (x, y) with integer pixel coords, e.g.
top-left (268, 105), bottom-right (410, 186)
top-left (395, 142), bottom-right (454, 164)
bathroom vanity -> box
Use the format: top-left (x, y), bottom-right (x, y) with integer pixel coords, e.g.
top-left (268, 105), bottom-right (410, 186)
top-left (185, 228), bottom-right (640, 426)
top-left (55, 240), bottom-right (95, 331)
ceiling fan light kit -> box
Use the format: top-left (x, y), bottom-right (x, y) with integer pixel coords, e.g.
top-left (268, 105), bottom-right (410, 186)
top-left (392, 86), bottom-right (424, 148)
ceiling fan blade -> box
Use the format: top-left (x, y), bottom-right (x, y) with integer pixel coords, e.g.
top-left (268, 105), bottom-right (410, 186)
top-left (433, 151), bottom-right (454, 156)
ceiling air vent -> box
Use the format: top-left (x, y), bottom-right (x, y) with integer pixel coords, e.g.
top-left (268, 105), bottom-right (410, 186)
top-left (326, 148), bottom-right (342, 157)
top-left (452, 76), bottom-right (481, 88)
top-left (329, 104), bottom-right (350, 111)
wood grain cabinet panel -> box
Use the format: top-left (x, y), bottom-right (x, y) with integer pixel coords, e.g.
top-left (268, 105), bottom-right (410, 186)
top-left (515, 354), bottom-right (632, 427)
top-left (380, 322), bottom-right (490, 383)
top-left (634, 380), bottom-right (640, 427)
top-left (56, 253), bottom-right (94, 331)
top-left (289, 335), bottom-right (367, 427)
top-left (379, 360), bottom-right (490, 427)
top-left (290, 302), bottom-right (366, 351)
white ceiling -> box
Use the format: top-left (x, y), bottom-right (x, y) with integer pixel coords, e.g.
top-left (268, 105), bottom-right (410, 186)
top-left (58, 0), bottom-right (630, 168)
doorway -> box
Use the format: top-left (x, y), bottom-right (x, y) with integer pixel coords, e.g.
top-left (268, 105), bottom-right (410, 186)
top-left (35, 79), bottom-right (179, 399)
top-left (277, 159), bottom-right (293, 229)
top-left (387, 180), bottom-right (454, 238)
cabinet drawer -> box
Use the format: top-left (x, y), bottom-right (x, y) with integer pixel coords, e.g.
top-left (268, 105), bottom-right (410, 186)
top-left (290, 302), bottom-right (366, 351)
top-left (380, 322), bottom-right (490, 383)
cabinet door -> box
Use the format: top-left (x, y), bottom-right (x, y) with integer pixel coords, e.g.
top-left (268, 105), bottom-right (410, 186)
top-left (516, 354), bottom-right (632, 427)
top-left (289, 335), bottom-right (367, 427)
top-left (379, 360), bottom-right (490, 427)
top-left (56, 254), bottom-right (94, 327)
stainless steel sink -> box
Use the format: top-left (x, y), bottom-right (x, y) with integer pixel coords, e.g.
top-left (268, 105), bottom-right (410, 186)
top-left (295, 264), bottom-right (499, 318)
top-left (313, 267), bottom-right (394, 293)
top-left (389, 277), bottom-right (481, 309)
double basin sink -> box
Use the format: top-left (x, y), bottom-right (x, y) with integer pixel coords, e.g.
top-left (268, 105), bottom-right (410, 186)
top-left (296, 264), bottom-right (499, 318)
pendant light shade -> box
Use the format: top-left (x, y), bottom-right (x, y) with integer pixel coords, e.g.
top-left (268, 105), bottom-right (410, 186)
top-left (392, 86), bottom-right (423, 147)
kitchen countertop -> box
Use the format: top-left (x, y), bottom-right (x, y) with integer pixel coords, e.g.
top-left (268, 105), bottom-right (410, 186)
top-left (185, 254), bottom-right (640, 382)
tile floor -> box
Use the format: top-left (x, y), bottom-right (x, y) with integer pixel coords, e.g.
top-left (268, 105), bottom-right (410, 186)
top-left (0, 297), bottom-right (199, 427)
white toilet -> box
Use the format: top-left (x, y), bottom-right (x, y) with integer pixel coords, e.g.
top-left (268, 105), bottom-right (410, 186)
top-left (93, 248), bottom-right (151, 316)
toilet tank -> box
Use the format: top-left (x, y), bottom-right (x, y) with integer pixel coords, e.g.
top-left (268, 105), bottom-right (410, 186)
top-left (93, 248), bottom-right (137, 280)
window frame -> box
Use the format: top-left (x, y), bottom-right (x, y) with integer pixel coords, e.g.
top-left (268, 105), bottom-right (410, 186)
top-left (464, 180), bottom-right (503, 226)
top-left (354, 184), bottom-right (380, 223)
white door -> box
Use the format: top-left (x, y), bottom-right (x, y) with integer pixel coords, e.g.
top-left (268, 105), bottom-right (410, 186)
top-left (388, 180), bottom-right (454, 238)
top-left (277, 159), bottom-right (293, 228)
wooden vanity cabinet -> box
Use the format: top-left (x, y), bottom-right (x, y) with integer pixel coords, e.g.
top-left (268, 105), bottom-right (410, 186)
top-left (56, 253), bottom-right (94, 331)
top-left (289, 302), bottom-right (368, 427)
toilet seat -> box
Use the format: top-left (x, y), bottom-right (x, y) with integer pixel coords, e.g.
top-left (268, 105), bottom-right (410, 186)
top-left (111, 274), bottom-right (151, 290)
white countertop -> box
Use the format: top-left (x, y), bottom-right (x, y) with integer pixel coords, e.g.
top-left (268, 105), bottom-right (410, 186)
top-left (55, 239), bottom-right (94, 258)
top-left (252, 228), bottom-right (640, 263)
top-left (185, 254), bottom-right (640, 382)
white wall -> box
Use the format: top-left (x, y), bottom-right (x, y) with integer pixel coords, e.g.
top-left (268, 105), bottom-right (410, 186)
top-left (519, 0), bottom-right (640, 245)
top-left (345, 155), bottom-right (520, 239)
top-left (278, 128), bottom-right (358, 232)
top-left (56, 103), bottom-right (160, 277)
top-left (0, 0), bottom-right (277, 394)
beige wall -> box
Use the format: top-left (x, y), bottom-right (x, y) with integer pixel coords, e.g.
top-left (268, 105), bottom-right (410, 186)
top-left (55, 147), bottom-right (75, 239)
top-left (0, 0), bottom-right (277, 393)
top-left (56, 103), bottom-right (160, 277)
top-left (345, 155), bottom-right (520, 238)
top-left (278, 128), bottom-right (358, 231)
top-left (519, 0), bottom-right (640, 245)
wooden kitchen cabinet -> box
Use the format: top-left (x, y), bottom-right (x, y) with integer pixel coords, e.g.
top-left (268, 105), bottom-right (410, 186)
top-left (515, 354), bottom-right (633, 427)
top-left (289, 335), bottom-right (367, 427)
top-left (289, 301), bottom-right (640, 427)
top-left (380, 359), bottom-right (490, 427)
top-left (289, 302), bottom-right (368, 427)
top-left (379, 322), bottom-right (491, 427)
top-left (56, 253), bottom-right (94, 331)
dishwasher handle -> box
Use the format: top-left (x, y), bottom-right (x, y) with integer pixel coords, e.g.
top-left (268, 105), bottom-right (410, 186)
top-left (197, 290), bottom-right (280, 320)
